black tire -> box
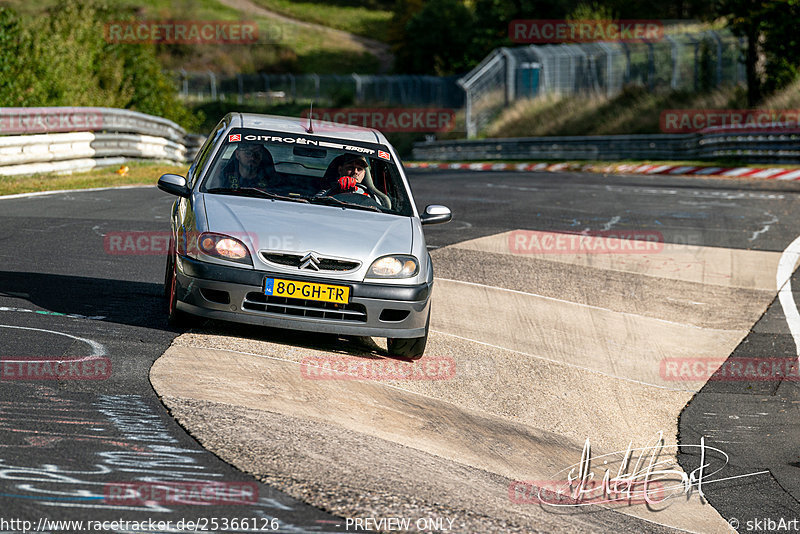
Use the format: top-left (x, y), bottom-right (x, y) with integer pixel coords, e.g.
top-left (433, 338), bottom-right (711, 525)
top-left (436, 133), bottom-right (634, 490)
top-left (164, 250), bottom-right (174, 299)
top-left (166, 254), bottom-right (190, 328)
top-left (387, 307), bottom-right (430, 360)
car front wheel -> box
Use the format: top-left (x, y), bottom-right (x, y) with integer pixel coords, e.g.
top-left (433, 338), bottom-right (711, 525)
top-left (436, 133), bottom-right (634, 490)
top-left (387, 307), bottom-right (430, 360)
top-left (165, 251), bottom-right (190, 327)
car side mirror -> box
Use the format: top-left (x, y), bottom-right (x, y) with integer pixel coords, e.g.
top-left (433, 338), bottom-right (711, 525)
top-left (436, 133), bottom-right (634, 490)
top-left (157, 174), bottom-right (191, 198)
top-left (420, 204), bottom-right (452, 225)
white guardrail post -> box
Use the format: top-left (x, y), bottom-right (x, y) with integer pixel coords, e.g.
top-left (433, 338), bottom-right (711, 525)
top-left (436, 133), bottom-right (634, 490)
top-left (0, 107), bottom-right (205, 176)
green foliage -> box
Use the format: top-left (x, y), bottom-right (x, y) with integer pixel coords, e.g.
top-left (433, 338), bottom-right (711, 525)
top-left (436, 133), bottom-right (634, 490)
top-left (0, 1), bottom-right (202, 131)
top-left (0, 7), bottom-right (24, 101)
top-left (567, 1), bottom-right (615, 20)
top-left (392, 0), bottom-right (476, 75)
top-left (714, 0), bottom-right (800, 102)
top-left (389, 0), bottom-right (729, 76)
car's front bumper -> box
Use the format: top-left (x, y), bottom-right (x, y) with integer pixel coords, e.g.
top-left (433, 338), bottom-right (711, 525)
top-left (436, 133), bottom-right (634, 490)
top-left (174, 255), bottom-right (431, 338)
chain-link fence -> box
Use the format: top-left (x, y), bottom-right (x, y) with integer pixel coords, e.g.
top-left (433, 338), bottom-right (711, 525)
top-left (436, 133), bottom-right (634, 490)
top-left (459, 29), bottom-right (746, 137)
top-left (176, 71), bottom-right (464, 109)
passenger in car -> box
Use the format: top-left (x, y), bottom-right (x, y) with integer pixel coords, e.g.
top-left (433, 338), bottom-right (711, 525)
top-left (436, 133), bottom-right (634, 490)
top-left (222, 143), bottom-right (280, 189)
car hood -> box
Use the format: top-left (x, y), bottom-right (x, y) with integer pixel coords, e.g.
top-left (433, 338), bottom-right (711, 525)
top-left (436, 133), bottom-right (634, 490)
top-left (202, 194), bottom-right (413, 271)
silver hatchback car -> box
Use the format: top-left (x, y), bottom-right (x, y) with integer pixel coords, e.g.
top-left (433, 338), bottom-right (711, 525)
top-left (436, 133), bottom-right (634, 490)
top-left (158, 113), bottom-right (451, 359)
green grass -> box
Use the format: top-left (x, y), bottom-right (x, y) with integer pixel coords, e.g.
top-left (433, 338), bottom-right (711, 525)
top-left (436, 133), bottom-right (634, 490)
top-left (250, 0), bottom-right (392, 42)
top-left (0, 162), bottom-right (188, 196)
top-left (1, 0), bottom-right (241, 19)
top-left (0, 0), bottom-right (384, 75)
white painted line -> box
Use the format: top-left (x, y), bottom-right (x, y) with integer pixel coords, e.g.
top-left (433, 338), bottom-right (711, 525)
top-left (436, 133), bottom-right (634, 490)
top-left (0, 324), bottom-right (106, 356)
top-left (0, 306), bottom-right (106, 320)
top-left (0, 185), bottom-right (153, 201)
top-left (776, 235), bottom-right (800, 357)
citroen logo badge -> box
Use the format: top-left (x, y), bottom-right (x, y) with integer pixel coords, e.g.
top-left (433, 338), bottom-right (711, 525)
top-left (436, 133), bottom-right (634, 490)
top-left (299, 252), bottom-right (320, 271)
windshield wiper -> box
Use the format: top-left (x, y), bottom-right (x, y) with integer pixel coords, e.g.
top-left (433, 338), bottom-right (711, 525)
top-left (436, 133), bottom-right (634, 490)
top-left (206, 187), bottom-right (308, 203)
top-left (308, 195), bottom-right (382, 212)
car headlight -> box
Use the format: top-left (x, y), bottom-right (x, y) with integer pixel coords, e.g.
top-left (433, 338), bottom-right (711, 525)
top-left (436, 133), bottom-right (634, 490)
top-left (197, 232), bottom-right (252, 265)
top-left (367, 255), bottom-right (418, 278)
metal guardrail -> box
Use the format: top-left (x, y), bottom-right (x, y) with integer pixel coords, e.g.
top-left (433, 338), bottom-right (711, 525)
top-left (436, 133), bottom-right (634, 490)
top-left (413, 127), bottom-right (800, 164)
top-left (0, 107), bottom-right (203, 176)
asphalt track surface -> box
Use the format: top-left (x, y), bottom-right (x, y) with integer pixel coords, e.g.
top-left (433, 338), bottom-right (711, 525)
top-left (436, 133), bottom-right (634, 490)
top-left (0, 169), bottom-right (799, 533)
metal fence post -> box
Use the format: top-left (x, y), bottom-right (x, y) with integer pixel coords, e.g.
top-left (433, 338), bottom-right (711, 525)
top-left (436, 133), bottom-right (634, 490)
top-left (207, 70), bottom-right (217, 101)
top-left (664, 36), bottom-right (679, 89)
top-left (710, 30), bottom-right (723, 86)
top-left (351, 73), bottom-right (363, 104)
top-left (311, 73), bottom-right (320, 101)
top-left (179, 69), bottom-right (188, 98)
top-left (500, 47), bottom-right (517, 104)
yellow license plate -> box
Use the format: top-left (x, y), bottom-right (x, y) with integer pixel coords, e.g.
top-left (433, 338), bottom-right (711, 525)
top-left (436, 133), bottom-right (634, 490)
top-left (264, 278), bottom-right (350, 304)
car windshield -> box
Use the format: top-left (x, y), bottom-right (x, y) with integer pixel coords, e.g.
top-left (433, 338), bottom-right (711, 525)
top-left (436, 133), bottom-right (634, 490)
top-left (200, 130), bottom-right (414, 216)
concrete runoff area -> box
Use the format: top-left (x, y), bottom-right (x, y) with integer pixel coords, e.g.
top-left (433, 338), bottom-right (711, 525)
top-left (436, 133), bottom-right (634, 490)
top-left (150, 229), bottom-right (785, 533)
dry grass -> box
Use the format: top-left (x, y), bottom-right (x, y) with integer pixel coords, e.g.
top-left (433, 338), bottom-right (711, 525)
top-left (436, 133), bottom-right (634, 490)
top-left (486, 84), bottom-right (749, 137)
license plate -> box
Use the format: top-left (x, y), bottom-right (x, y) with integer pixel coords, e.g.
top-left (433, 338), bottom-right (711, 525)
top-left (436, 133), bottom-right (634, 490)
top-left (264, 278), bottom-right (350, 304)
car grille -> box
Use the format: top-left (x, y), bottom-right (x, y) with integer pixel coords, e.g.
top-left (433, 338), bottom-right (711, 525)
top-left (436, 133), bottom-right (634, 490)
top-left (242, 293), bottom-right (367, 322)
top-left (260, 252), bottom-right (361, 272)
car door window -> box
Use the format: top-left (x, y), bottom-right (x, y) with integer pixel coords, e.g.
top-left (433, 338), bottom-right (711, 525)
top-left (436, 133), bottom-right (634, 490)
top-left (187, 120), bottom-right (226, 188)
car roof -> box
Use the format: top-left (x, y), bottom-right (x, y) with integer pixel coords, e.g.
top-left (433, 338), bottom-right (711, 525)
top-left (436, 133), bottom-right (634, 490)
top-left (229, 112), bottom-right (389, 145)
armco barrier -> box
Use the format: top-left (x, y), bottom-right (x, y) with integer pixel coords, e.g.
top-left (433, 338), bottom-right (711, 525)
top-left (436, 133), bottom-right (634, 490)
top-left (0, 107), bottom-right (203, 176)
top-left (413, 125), bottom-right (800, 164)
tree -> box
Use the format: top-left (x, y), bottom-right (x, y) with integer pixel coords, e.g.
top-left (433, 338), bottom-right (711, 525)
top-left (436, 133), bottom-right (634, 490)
top-left (715, 0), bottom-right (800, 105)
top-left (393, 0), bottom-right (476, 75)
